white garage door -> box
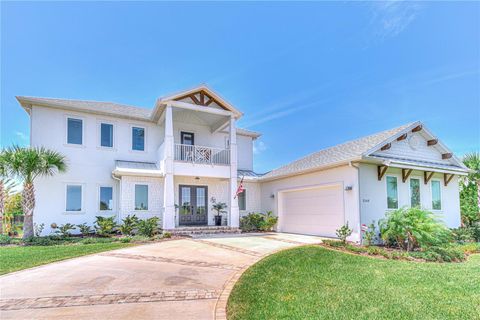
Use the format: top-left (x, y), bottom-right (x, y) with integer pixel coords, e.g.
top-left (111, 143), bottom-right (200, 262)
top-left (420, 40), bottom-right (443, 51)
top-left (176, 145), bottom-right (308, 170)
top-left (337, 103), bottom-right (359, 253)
top-left (279, 184), bottom-right (344, 238)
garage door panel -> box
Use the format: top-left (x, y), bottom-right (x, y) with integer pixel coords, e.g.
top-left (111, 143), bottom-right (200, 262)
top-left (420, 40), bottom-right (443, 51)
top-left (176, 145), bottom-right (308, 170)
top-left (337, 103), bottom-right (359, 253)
top-left (280, 184), bottom-right (344, 238)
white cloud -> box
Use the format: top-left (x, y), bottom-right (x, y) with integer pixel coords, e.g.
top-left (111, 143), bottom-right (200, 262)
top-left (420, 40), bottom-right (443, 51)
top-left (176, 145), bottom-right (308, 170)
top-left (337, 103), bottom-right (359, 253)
top-left (15, 131), bottom-right (29, 142)
top-left (253, 140), bottom-right (267, 155)
top-left (370, 1), bottom-right (422, 39)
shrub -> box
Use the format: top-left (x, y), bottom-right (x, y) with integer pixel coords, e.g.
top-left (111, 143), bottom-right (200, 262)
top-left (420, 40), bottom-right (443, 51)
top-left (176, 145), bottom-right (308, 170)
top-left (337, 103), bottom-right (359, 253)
top-left (362, 222), bottom-right (376, 246)
top-left (79, 237), bottom-right (118, 244)
top-left (409, 246), bottom-right (465, 262)
top-left (119, 214), bottom-right (139, 236)
top-left (322, 239), bottom-right (345, 248)
top-left (23, 235), bottom-right (79, 246)
top-left (76, 223), bottom-right (93, 237)
top-left (454, 242), bottom-right (480, 254)
top-left (470, 223), bottom-right (480, 242)
top-left (56, 223), bottom-right (76, 237)
top-left (336, 223), bottom-right (353, 243)
top-left (379, 207), bottom-right (451, 251)
top-left (137, 217), bottom-right (159, 237)
top-left (94, 216), bottom-right (117, 236)
top-left (451, 227), bottom-right (475, 243)
top-left (240, 212), bottom-right (278, 232)
top-left (33, 223), bottom-right (45, 237)
top-left (0, 234), bottom-right (12, 245)
top-left (163, 231), bottom-right (172, 238)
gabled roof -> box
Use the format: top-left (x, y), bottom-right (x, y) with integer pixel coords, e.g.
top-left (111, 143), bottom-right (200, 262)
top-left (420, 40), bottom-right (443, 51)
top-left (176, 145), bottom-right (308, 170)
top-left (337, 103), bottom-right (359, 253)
top-left (260, 121), bottom-right (468, 181)
top-left (16, 96), bottom-right (152, 121)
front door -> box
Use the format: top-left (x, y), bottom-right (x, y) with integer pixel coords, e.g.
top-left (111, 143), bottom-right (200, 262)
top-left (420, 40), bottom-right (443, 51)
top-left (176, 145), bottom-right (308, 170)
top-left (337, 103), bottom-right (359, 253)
top-left (179, 185), bottom-right (208, 225)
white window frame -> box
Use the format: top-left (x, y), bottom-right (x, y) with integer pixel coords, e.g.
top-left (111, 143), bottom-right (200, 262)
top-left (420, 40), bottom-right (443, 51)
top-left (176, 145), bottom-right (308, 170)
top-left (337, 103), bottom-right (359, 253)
top-left (98, 184), bottom-right (115, 213)
top-left (65, 115), bottom-right (85, 147)
top-left (385, 175), bottom-right (399, 210)
top-left (97, 120), bottom-right (116, 150)
top-left (134, 183), bottom-right (149, 211)
top-left (64, 183), bottom-right (85, 214)
top-left (130, 124), bottom-right (147, 152)
top-left (408, 176), bottom-right (421, 208)
top-left (430, 179), bottom-right (443, 211)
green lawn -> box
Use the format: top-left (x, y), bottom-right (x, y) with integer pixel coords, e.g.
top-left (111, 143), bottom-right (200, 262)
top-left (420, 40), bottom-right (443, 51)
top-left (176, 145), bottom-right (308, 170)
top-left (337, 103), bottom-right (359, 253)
top-left (0, 243), bottom-right (133, 275)
top-left (228, 246), bottom-right (480, 320)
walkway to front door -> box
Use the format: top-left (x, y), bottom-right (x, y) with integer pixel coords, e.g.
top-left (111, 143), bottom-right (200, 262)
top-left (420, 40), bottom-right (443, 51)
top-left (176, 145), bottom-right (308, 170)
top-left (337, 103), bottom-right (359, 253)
top-left (179, 185), bottom-right (208, 226)
top-left (0, 233), bottom-right (324, 320)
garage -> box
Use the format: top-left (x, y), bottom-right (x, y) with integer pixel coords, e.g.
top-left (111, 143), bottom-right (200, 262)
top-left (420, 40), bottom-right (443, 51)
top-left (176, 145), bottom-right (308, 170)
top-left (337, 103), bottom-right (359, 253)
top-left (278, 183), bottom-right (345, 238)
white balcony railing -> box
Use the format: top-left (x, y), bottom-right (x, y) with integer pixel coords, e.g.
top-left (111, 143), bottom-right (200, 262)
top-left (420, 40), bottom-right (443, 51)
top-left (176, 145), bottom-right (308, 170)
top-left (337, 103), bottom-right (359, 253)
top-left (174, 144), bottom-right (230, 165)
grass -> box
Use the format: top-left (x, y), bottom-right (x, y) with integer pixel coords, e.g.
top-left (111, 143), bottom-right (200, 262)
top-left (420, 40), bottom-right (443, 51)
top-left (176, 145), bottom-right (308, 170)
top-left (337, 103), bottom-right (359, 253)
top-left (0, 242), bottom-right (133, 275)
top-left (228, 246), bottom-right (480, 320)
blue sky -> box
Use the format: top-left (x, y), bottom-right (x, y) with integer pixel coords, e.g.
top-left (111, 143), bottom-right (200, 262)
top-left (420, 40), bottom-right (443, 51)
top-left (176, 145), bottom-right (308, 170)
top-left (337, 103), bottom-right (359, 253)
top-left (1, 1), bottom-right (479, 173)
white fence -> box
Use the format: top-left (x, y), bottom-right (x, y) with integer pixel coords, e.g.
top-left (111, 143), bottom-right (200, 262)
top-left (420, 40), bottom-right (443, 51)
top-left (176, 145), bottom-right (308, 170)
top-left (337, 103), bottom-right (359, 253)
top-left (174, 144), bottom-right (230, 165)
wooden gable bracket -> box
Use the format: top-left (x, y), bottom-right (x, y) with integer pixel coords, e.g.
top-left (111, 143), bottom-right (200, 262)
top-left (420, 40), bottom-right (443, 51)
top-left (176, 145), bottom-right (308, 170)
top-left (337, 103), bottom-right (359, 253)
top-left (444, 173), bottom-right (454, 186)
top-left (427, 139), bottom-right (438, 146)
top-left (412, 125), bottom-right (423, 132)
top-left (397, 133), bottom-right (407, 141)
top-left (377, 165), bottom-right (388, 181)
top-left (424, 171), bottom-right (434, 185)
top-left (381, 143), bottom-right (391, 151)
top-left (442, 153), bottom-right (453, 160)
top-left (188, 94), bottom-right (201, 105)
top-left (402, 168), bottom-right (413, 183)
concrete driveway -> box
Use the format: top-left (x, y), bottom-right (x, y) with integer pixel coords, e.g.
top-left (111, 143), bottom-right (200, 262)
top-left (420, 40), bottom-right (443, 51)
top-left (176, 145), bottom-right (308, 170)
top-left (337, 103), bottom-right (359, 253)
top-left (0, 233), bottom-right (323, 320)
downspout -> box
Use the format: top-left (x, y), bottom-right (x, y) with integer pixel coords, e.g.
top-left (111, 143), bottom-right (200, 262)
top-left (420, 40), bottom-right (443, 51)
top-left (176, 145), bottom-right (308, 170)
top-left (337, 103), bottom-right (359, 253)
top-left (349, 161), bottom-right (361, 244)
top-left (112, 174), bottom-right (122, 224)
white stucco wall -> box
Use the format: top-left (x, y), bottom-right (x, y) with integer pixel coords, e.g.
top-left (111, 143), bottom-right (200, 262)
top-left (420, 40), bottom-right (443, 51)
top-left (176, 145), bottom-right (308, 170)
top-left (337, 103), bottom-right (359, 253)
top-left (240, 181), bottom-right (262, 216)
top-left (359, 163), bottom-right (461, 229)
top-left (260, 165), bottom-right (361, 241)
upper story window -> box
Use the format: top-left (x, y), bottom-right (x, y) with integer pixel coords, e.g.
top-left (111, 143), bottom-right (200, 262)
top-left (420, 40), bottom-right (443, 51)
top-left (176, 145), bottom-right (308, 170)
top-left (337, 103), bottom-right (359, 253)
top-left (66, 185), bottom-right (82, 212)
top-left (410, 178), bottom-right (421, 208)
top-left (132, 127), bottom-right (145, 151)
top-left (386, 176), bottom-right (398, 209)
top-left (135, 184), bottom-right (148, 210)
top-left (431, 180), bottom-right (442, 210)
top-left (67, 118), bottom-right (83, 145)
top-left (238, 189), bottom-right (246, 211)
top-left (99, 186), bottom-right (113, 211)
top-left (100, 123), bottom-right (113, 148)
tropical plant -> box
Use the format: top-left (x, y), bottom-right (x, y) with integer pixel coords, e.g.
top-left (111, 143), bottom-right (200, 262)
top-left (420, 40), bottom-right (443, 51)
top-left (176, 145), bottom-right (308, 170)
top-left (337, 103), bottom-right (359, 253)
top-left (1, 146), bottom-right (67, 238)
top-left (76, 223), bottom-right (92, 237)
top-left (55, 223), bottom-right (76, 237)
top-left (33, 222), bottom-right (45, 237)
top-left (119, 214), bottom-right (139, 236)
top-left (379, 207), bottom-right (451, 251)
top-left (0, 152), bottom-right (17, 234)
top-left (136, 217), bottom-right (159, 237)
top-left (239, 211), bottom-right (278, 232)
top-left (336, 223), bottom-right (353, 244)
top-left (211, 197), bottom-right (228, 217)
top-left (94, 216), bottom-right (117, 236)
top-left (4, 193), bottom-right (22, 216)
top-left (362, 222), bottom-right (377, 246)
top-left (460, 152), bottom-right (480, 226)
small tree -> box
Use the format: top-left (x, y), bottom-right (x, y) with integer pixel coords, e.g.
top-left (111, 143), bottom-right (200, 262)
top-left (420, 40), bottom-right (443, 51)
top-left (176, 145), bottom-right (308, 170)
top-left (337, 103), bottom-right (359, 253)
top-left (460, 152), bottom-right (480, 226)
top-left (211, 197), bottom-right (227, 217)
top-left (2, 146), bottom-right (67, 239)
top-left (336, 223), bottom-right (353, 244)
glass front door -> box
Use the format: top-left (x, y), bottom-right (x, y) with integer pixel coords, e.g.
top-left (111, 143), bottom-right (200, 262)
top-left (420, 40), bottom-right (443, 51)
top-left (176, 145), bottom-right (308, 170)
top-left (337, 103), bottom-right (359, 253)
top-left (179, 185), bottom-right (208, 225)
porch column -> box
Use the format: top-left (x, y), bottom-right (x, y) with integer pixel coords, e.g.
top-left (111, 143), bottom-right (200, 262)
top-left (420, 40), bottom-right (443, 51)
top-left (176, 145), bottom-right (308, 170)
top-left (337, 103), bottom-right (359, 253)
top-left (229, 116), bottom-right (240, 228)
top-left (163, 104), bottom-right (176, 230)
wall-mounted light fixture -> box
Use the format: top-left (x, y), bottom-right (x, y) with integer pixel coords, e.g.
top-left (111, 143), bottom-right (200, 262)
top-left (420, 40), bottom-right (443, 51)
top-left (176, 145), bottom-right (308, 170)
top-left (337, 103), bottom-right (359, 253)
top-left (270, 194), bottom-right (275, 199)
top-left (344, 185), bottom-right (353, 191)
top-left (195, 177), bottom-right (200, 180)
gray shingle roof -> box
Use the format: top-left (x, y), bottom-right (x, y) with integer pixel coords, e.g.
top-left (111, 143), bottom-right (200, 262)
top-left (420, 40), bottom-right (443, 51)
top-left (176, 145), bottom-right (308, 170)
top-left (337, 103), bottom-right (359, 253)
top-left (261, 122), bottom-right (417, 180)
top-left (17, 96), bottom-right (152, 121)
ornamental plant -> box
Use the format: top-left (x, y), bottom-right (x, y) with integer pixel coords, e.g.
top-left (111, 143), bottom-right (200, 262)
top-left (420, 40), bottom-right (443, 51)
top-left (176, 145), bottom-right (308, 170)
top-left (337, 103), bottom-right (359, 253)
top-left (336, 223), bottom-right (353, 243)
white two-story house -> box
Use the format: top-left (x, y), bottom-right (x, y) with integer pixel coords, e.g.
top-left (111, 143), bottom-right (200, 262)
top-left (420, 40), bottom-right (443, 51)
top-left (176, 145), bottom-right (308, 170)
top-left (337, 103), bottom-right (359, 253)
top-left (17, 85), bottom-right (470, 241)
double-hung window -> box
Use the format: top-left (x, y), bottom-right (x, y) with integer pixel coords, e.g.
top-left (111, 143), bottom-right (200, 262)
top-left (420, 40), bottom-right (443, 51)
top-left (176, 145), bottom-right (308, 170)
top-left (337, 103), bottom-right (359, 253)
top-left (67, 118), bottom-right (83, 145)
top-left (238, 189), bottom-right (246, 211)
top-left (410, 178), bottom-right (421, 208)
top-left (431, 180), bottom-right (442, 210)
top-left (66, 185), bottom-right (82, 212)
top-left (132, 127), bottom-right (145, 151)
top-left (135, 184), bottom-right (148, 210)
top-left (100, 123), bottom-right (114, 148)
top-left (99, 186), bottom-right (113, 211)
top-left (386, 176), bottom-right (398, 209)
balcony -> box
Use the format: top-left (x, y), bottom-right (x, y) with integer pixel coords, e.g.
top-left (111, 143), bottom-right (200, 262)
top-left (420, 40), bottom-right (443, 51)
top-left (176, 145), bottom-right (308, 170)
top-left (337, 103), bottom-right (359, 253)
top-left (174, 144), bottom-right (230, 165)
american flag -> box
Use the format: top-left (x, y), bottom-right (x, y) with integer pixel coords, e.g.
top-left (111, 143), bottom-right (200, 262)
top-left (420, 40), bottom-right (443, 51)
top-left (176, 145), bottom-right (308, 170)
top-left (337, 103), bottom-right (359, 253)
top-left (234, 176), bottom-right (245, 199)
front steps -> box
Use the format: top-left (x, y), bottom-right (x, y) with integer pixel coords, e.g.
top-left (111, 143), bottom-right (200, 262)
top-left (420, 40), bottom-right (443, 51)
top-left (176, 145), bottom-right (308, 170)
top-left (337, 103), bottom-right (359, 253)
top-left (167, 226), bottom-right (241, 236)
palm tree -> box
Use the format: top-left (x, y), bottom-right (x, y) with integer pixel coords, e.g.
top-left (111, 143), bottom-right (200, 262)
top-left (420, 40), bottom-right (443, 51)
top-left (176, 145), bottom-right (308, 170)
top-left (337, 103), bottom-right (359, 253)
top-left (2, 146), bottom-right (67, 238)
top-left (463, 152), bottom-right (480, 211)
top-left (0, 154), bottom-right (7, 234)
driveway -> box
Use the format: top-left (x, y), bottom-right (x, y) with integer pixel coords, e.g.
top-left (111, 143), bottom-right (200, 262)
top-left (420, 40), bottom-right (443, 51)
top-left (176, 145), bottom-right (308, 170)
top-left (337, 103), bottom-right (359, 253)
top-left (0, 233), bottom-right (323, 320)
